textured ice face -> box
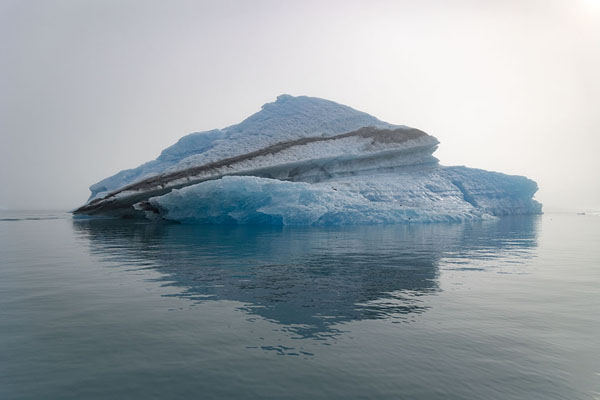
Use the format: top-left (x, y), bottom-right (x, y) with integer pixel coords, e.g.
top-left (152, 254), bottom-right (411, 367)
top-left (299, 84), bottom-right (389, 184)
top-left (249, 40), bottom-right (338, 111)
top-left (88, 95), bottom-right (397, 200)
top-left (149, 168), bottom-right (541, 225)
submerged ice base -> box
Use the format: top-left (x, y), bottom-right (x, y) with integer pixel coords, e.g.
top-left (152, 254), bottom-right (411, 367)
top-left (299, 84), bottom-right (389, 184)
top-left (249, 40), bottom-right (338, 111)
top-left (149, 167), bottom-right (541, 225)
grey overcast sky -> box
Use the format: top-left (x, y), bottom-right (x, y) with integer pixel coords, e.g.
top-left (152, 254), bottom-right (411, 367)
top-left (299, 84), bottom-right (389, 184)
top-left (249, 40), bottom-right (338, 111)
top-left (1, 0), bottom-right (599, 211)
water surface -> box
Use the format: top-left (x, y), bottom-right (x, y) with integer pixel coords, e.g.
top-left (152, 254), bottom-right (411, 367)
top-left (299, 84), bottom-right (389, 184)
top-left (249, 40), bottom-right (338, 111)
top-left (1, 212), bottom-right (599, 399)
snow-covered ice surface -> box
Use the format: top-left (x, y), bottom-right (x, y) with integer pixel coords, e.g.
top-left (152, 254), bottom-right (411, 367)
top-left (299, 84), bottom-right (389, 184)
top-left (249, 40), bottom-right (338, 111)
top-left (88, 94), bottom-right (397, 200)
top-left (76, 94), bottom-right (542, 224)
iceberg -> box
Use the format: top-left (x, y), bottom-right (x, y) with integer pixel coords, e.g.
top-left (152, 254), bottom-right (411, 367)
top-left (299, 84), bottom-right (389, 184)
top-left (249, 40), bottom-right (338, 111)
top-left (73, 95), bottom-right (541, 224)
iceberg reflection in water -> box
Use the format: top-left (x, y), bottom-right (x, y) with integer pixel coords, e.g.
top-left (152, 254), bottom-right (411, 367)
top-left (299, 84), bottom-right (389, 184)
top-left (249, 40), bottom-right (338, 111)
top-left (7, 213), bottom-right (599, 399)
top-left (72, 217), bottom-right (539, 339)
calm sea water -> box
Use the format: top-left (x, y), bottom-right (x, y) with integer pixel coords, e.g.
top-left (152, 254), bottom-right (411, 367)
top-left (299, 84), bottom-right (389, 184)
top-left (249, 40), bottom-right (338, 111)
top-left (1, 211), bottom-right (599, 399)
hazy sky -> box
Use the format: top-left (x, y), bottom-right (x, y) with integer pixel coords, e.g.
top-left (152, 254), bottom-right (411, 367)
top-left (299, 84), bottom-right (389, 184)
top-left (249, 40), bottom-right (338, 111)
top-left (1, 0), bottom-right (599, 211)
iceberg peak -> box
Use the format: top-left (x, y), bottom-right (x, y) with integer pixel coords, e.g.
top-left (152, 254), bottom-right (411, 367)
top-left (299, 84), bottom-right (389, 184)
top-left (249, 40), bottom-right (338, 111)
top-left (274, 93), bottom-right (294, 103)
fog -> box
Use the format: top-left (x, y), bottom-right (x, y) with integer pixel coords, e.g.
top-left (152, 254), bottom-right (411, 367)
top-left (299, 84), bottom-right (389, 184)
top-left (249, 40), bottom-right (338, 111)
top-left (1, 0), bottom-right (598, 211)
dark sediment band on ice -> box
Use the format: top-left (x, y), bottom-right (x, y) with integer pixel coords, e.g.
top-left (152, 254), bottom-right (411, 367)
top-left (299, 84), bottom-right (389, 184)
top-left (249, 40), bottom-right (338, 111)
top-left (73, 126), bottom-right (438, 217)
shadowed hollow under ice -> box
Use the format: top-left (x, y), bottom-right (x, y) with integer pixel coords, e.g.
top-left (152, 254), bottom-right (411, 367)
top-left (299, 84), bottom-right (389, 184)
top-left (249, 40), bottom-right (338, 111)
top-left (74, 95), bottom-right (541, 224)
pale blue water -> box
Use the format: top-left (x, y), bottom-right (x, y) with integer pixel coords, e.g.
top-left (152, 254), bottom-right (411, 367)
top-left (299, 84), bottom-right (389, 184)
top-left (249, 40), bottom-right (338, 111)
top-left (1, 212), bottom-right (599, 399)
